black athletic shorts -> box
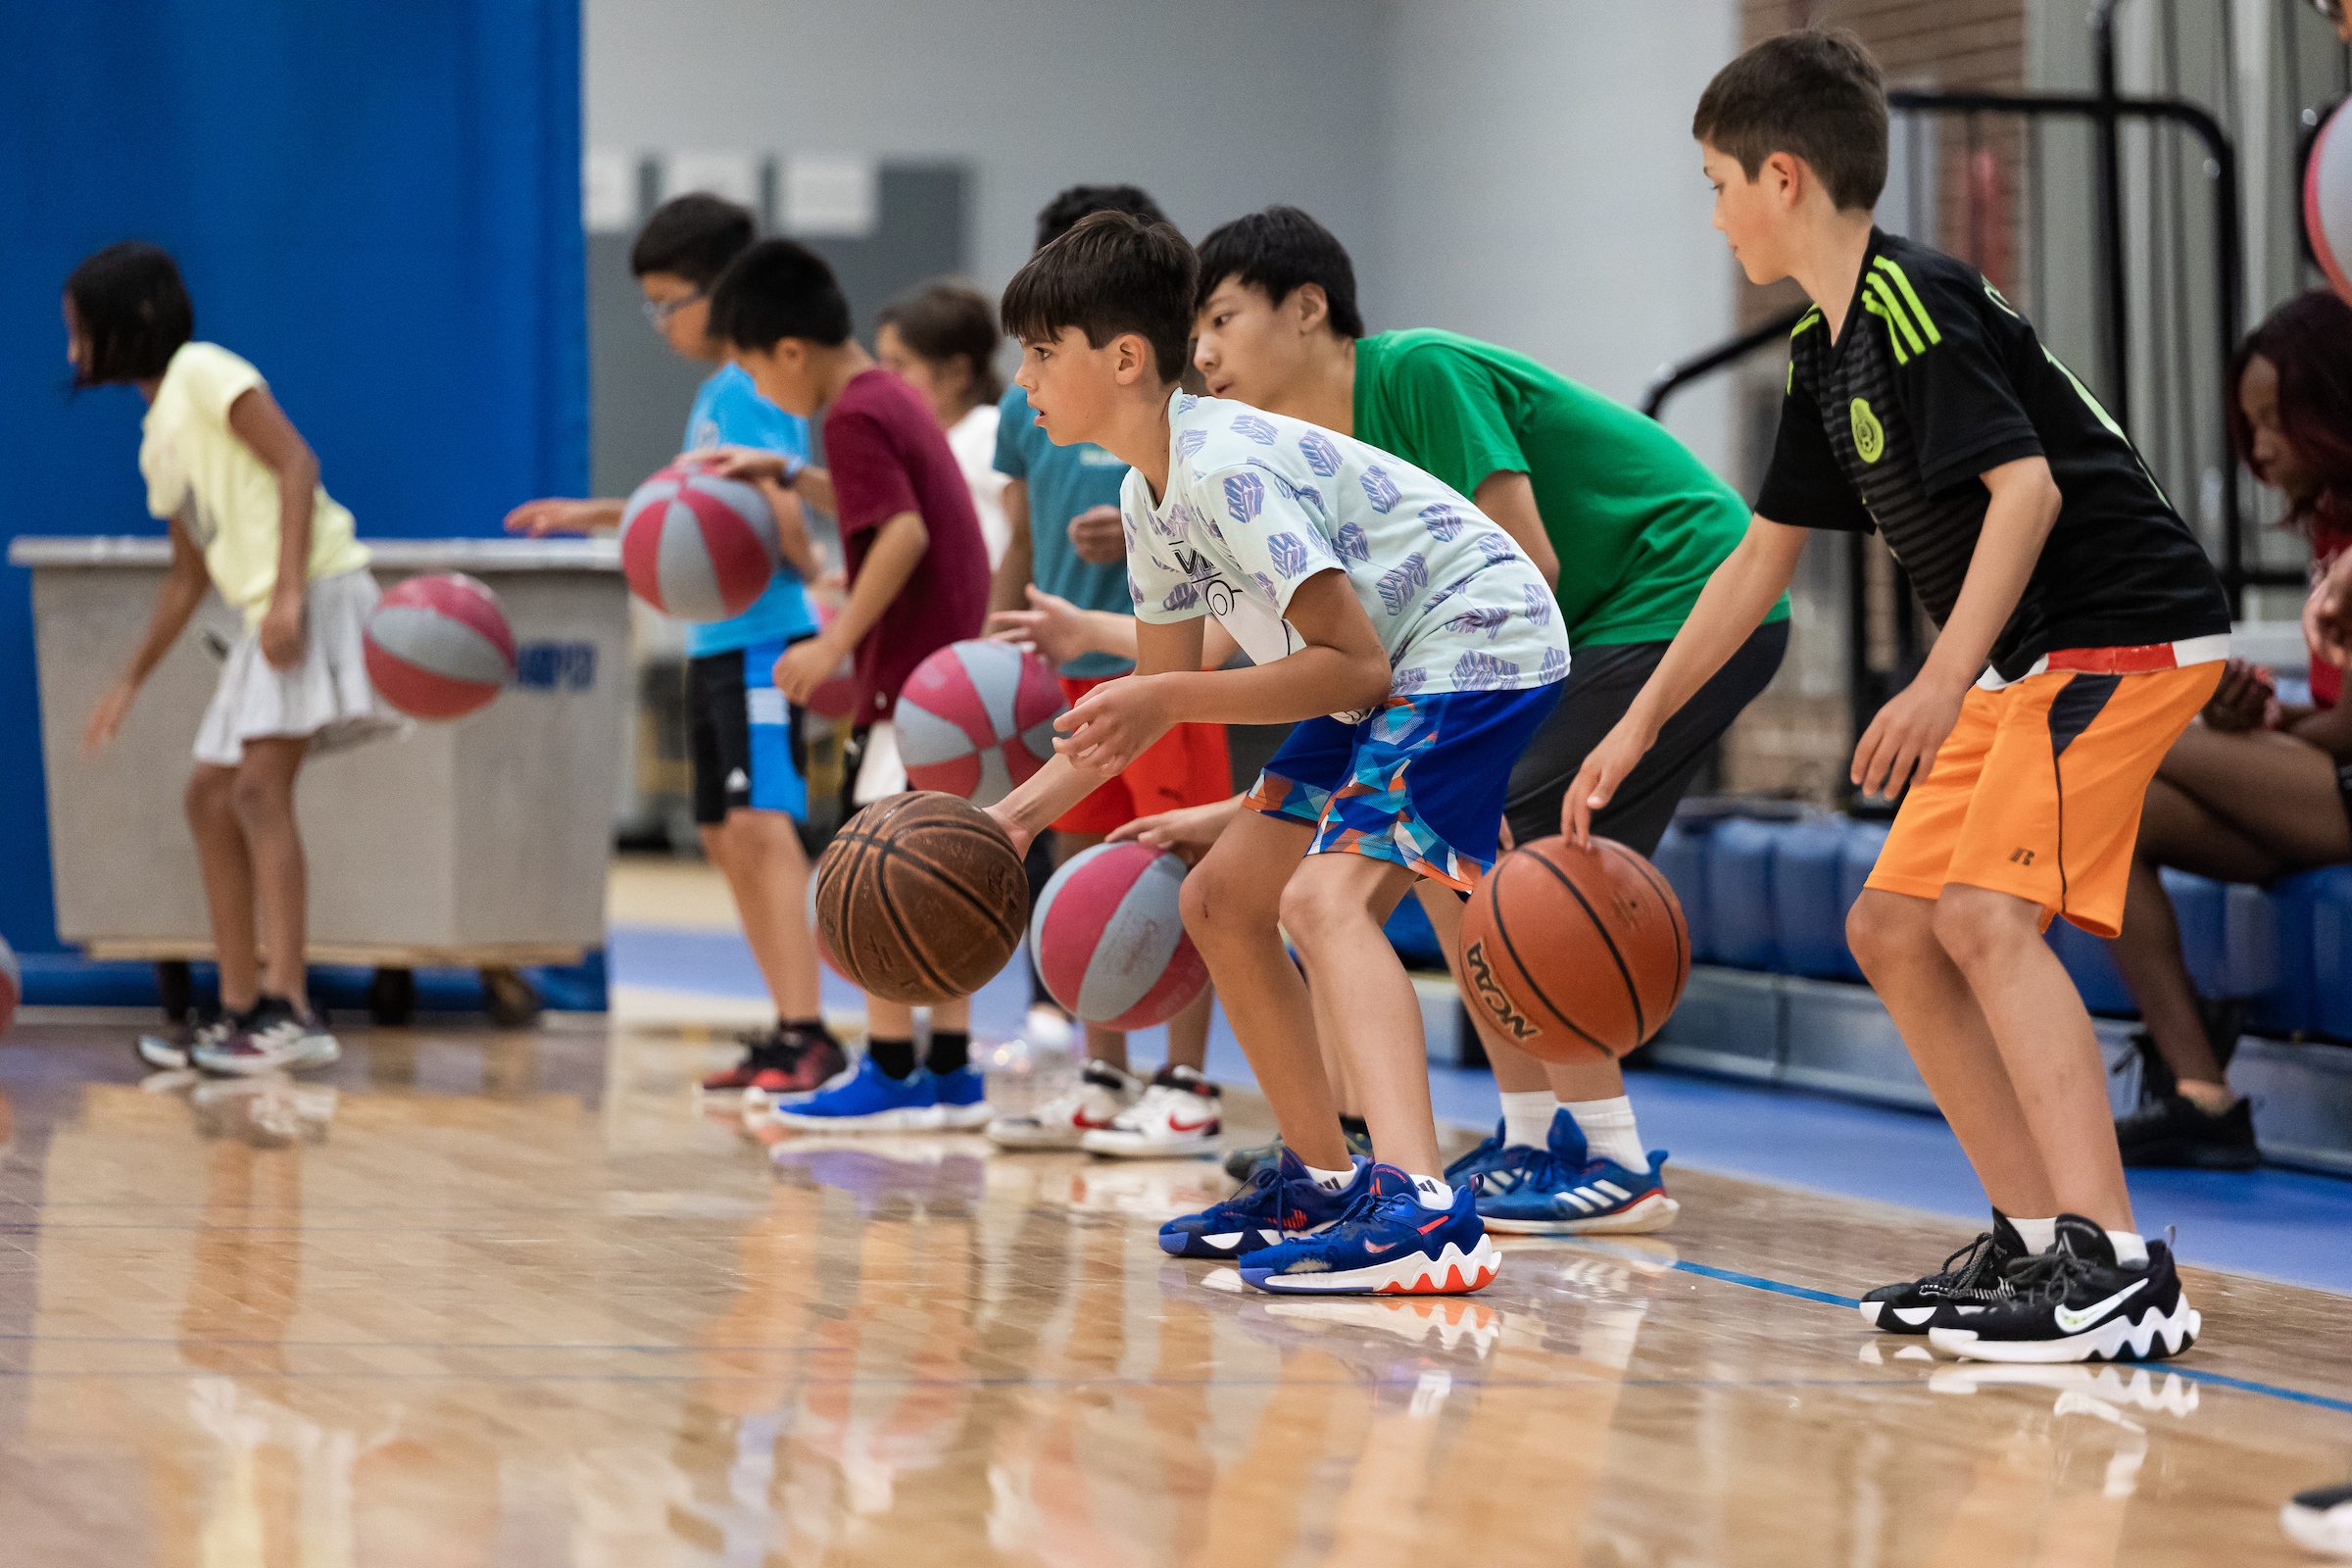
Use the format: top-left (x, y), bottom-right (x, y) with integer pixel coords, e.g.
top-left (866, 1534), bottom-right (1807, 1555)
top-left (1502, 617), bottom-right (1790, 854)
top-left (687, 638), bottom-right (810, 826)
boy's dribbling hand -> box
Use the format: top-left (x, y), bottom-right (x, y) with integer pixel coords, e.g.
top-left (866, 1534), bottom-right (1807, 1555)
top-left (1054, 675), bottom-right (1168, 778)
top-left (695, 446), bottom-right (795, 486)
top-left (773, 634), bottom-right (847, 706)
top-left (1851, 674), bottom-right (1965, 800)
top-left (989, 585), bottom-right (1092, 666)
top-left (1564, 716), bottom-right (1655, 847)
top-left (82, 679), bottom-right (137, 756)
top-left (2201, 658), bottom-right (2275, 733)
top-left (1107, 796), bottom-right (1243, 865)
top-left (1067, 505), bottom-right (1126, 566)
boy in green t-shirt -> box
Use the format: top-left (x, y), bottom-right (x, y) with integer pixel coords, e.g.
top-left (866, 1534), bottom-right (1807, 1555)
top-left (1164, 205), bottom-right (1789, 1235)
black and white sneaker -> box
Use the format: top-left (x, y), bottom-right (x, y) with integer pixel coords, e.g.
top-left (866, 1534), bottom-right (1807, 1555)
top-left (2116, 1092), bottom-right (2260, 1170)
top-left (2283, 1481), bottom-right (2352, 1558)
top-left (136, 1008), bottom-right (235, 1072)
top-left (1858, 1213), bottom-right (2031, 1335)
top-left (194, 997), bottom-right (340, 1077)
top-left (1928, 1214), bottom-right (2199, 1364)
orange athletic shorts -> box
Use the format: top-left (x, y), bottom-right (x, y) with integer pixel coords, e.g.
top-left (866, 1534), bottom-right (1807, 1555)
top-left (1864, 647), bottom-right (2224, 938)
top-left (1051, 673), bottom-right (1235, 836)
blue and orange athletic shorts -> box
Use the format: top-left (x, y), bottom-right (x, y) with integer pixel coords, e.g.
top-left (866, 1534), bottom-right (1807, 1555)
top-left (1865, 638), bottom-right (2226, 937)
top-left (1244, 686), bottom-right (1562, 893)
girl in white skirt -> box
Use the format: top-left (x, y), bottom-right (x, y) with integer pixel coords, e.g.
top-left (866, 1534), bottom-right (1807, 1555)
top-left (67, 242), bottom-right (402, 1075)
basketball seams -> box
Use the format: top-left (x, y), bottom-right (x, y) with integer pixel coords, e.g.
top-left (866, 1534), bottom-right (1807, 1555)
top-left (1482, 860), bottom-right (1615, 1055)
top-left (1601, 839), bottom-right (1690, 999)
top-left (1521, 851), bottom-right (1647, 1041)
top-left (814, 796), bottom-right (1028, 1001)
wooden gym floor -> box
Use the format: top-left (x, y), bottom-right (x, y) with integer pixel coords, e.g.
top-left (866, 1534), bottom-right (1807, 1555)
top-left (0, 1017), bottom-right (2346, 1566)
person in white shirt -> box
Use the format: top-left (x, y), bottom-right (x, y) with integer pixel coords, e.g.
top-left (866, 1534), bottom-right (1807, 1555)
top-left (69, 242), bottom-right (399, 1076)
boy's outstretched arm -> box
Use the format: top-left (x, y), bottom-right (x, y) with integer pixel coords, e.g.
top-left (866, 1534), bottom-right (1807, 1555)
top-left (1567, 514), bottom-right (1809, 842)
top-left (1849, 455), bottom-right (2059, 798)
top-left (773, 511), bottom-right (925, 703)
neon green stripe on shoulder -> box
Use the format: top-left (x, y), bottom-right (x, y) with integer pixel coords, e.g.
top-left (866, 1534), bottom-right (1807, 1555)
top-left (1873, 257), bottom-right (1942, 344)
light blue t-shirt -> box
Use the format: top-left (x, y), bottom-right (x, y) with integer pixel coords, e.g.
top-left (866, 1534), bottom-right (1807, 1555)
top-left (994, 383), bottom-right (1133, 679)
top-left (682, 364), bottom-right (819, 657)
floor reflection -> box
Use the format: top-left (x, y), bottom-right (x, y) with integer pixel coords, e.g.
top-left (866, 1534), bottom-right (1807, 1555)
top-left (0, 1021), bottom-right (2340, 1566)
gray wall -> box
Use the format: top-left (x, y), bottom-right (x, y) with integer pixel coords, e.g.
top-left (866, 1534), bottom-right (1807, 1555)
top-left (584, 0), bottom-right (1744, 473)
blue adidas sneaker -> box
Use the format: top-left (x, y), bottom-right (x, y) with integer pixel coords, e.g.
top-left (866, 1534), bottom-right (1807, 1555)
top-left (1241, 1164), bottom-right (1499, 1296)
top-left (1476, 1108), bottom-right (1679, 1235)
top-left (768, 1055), bottom-right (945, 1133)
top-left (1158, 1148), bottom-right (1365, 1259)
top-left (1444, 1120), bottom-right (1516, 1190)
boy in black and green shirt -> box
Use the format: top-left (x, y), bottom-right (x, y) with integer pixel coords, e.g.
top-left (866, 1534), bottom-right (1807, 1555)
top-left (1181, 206), bottom-right (1789, 1235)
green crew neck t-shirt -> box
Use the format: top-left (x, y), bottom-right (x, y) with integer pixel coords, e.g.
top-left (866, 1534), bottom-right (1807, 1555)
top-left (1352, 328), bottom-right (1788, 647)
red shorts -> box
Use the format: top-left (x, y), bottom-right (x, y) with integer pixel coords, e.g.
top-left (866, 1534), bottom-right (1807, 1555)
top-left (1052, 674), bottom-right (1235, 836)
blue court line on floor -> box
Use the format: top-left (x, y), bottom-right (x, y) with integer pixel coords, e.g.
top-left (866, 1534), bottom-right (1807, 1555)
top-left (1669, 1259), bottom-right (1858, 1308)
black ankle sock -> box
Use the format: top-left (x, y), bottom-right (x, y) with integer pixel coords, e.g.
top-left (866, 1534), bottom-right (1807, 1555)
top-left (782, 1016), bottom-right (830, 1041)
top-left (867, 1037), bottom-right (917, 1080)
top-left (1339, 1113), bottom-right (1370, 1140)
top-left (925, 1030), bottom-right (970, 1078)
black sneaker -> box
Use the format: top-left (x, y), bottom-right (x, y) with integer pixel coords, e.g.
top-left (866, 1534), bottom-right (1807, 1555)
top-left (2282, 1480), bottom-right (2352, 1558)
top-left (1929, 1214), bottom-right (2199, 1364)
top-left (1858, 1213), bottom-right (2031, 1335)
top-left (194, 997), bottom-right (339, 1077)
top-left (2116, 1092), bottom-right (2259, 1169)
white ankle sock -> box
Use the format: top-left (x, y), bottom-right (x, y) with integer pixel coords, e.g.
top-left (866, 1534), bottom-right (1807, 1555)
top-left (1407, 1173), bottom-right (1454, 1210)
top-left (1302, 1162), bottom-right (1355, 1194)
top-left (2012, 1215), bottom-right (2058, 1252)
top-left (1566, 1097), bottom-right (1647, 1171)
top-left (1499, 1091), bottom-right (1555, 1152)
top-left (2104, 1228), bottom-right (2149, 1267)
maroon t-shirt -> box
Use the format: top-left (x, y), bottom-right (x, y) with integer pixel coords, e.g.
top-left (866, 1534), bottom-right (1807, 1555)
top-left (822, 368), bottom-right (990, 724)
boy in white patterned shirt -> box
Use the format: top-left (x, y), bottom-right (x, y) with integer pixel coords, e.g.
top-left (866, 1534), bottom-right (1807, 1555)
top-left (985, 213), bottom-right (1567, 1296)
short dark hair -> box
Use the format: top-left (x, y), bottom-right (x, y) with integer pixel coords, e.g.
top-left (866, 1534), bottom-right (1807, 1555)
top-left (1000, 211), bottom-right (1196, 387)
top-left (1033, 184), bottom-right (1170, 253)
top-left (65, 241), bottom-right (193, 386)
top-left (1693, 29), bottom-right (1888, 213)
top-left (1194, 206), bottom-right (1366, 339)
top-left (630, 193), bottom-right (757, 288)
top-left (877, 281), bottom-right (1004, 404)
top-left (710, 238), bottom-right (854, 350)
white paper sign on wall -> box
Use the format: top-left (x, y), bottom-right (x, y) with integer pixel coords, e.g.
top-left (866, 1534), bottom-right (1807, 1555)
top-left (583, 148), bottom-right (637, 233)
top-left (663, 150), bottom-right (762, 210)
top-left (782, 155), bottom-right (879, 238)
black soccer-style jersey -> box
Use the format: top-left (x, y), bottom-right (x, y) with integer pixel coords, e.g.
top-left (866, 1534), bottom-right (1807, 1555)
top-left (1756, 229), bottom-right (2229, 682)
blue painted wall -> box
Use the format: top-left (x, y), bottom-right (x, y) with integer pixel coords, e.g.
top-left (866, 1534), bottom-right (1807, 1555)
top-left (0, 3), bottom-right (587, 958)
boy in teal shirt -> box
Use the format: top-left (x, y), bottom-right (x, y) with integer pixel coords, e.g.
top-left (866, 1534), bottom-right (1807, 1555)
top-left (1183, 205), bottom-right (1789, 1235)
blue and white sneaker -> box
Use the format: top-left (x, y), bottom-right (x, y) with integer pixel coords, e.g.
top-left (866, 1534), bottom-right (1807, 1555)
top-left (1241, 1164), bottom-right (1500, 1296)
top-left (1443, 1120), bottom-right (1517, 1191)
top-left (1158, 1148), bottom-right (1365, 1259)
top-left (931, 1064), bottom-right (993, 1131)
top-left (767, 1056), bottom-right (945, 1133)
top-left (1471, 1109), bottom-right (1680, 1236)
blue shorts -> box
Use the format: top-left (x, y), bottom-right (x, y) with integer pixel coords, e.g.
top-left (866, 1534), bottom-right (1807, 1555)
top-left (687, 638), bottom-right (809, 824)
top-left (1243, 687), bottom-right (1563, 892)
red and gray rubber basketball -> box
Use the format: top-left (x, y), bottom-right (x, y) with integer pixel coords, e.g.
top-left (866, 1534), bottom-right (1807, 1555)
top-left (894, 640), bottom-right (1066, 807)
top-left (1456, 835), bottom-right (1689, 1062)
top-left (1031, 843), bottom-right (1206, 1029)
top-left (2308, 99), bottom-right (2352, 306)
top-left (619, 464), bottom-right (780, 621)
top-left (0, 934), bottom-right (19, 1037)
top-left (363, 572), bottom-right (516, 719)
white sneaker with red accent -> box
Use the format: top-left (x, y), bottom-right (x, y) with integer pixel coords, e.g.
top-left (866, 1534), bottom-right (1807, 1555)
top-left (987, 1059), bottom-right (1139, 1150)
top-left (1082, 1065), bottom-right (1221, 1158)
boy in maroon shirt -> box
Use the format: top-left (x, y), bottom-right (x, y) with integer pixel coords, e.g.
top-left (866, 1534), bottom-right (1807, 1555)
top-left (710, 239), bottom-right (992, 1128)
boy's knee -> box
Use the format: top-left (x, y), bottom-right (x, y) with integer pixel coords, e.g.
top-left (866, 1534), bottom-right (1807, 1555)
top-left (1275, 873), bottom-right (1358, 950)
top-left (1930, 888), bottom-right (2040, 971)
top-left (1845, 890), bottom-right (1932, 977)
top-left (1180, 854), bottom-right (1272, 943)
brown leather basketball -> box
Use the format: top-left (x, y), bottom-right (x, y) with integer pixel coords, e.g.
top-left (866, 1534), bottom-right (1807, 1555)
top-left (813, 792), bottom-right (1030, 1004)
top-left (1455, 835), bottom-right (1689, 1062)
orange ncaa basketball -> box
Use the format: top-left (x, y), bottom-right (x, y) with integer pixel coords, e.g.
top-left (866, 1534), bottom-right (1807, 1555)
top-left (1456, 835), bottom-right (1690, 1062)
